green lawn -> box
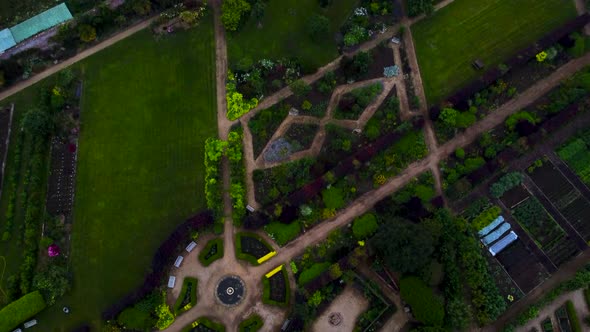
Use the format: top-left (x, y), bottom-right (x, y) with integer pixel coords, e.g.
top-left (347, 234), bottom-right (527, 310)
top-left (227, 0), bottom-right (358, 70)
top-left (4, 15), bottom-right (216, 331)
top-left (412, 0), bottom-right (577, 104)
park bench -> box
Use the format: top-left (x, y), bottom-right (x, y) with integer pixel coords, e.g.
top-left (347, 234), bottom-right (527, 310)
top-left (185, 241), bottom-right (197, 252)
top-left (24, 320), bottom-right (37, 328)
top-left (168, 276), bottom-right (176, 288)
top-left (174, 256), bottom-right (184, 268)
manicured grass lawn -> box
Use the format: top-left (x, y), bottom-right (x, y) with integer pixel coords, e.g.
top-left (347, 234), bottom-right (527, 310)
top-left (25, 15), bottom-right (216, 331)
top-left (227, 0), bottom-right (358, 70)
top-left (412, 0), bottom-right (577, 104)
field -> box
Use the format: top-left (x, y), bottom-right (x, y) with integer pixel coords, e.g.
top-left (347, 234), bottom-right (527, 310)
top-left (21, 17), bottom-right (216, 331)
top-left (227, 0), bottom-right (358, 70)
top-left (412, 0), bottom-right (577, 104)
top-left (528, 160), bottom-right (590, 241)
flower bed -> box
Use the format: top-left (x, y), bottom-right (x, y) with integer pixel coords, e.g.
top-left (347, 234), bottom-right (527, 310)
top-left (238, 314), bottom-right (263, 332)
top-left (235, 232), bottom-right (273, 265)
top-left (334, 82), bottom-right (383, 120)
top-left (198, 238), bottom-right (224, 267)
top-left (282, 123), bottom-right (319, 153)
top-left (173, 277), bottom-right (198, 315)
top-left (249, 103), bottom-right (290, 158)
top-left (262, 268), bottom-right (290, 306)
top-left (181, 317), bottom-right (225, 332)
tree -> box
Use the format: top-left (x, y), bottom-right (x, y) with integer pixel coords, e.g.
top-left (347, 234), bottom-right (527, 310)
top-left (371, 218), bottom-right (434, 274)
top-left (407, 0), bottom-right (434, 17)
top-left (78, 24), bottom-right (96, 42)
top-left (21, 108), bottom-right (52, 137)
top-left (251, 0), bottom-right (266, 21)
top-left (439, 107), bottom-right (458, 127)
top-left (352, 213), bottom-right (378, 239)
top-left (306, 14), bottom-right (330, 40)
top-left (131, 0), bottom-right (151, 15)
top-left (32, 264), bottom-right (71, 305)
top-left (0, 59), bottom-right (23, 84)
top-left (221, 0), bottom-right (251, 31)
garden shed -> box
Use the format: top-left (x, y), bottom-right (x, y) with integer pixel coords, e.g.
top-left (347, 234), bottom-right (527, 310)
top-left (9, 3), bottom-right (73, 43)
top-left (0, 29), bottom-right (16, 53)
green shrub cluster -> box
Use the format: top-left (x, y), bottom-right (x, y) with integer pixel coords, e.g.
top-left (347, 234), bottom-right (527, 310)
top-left (173, 277), bottom-right (198, 315)
top-left (471, 206), bottom-right (501, 231)
top-left (198, 238), bottom-right (224, 267)
top-left (181, 317), bottom-right (225, 332)
top-left (264, 221), bottom-right (301, 246)
top-left (0, 291), bottom-right (46, 332)
top-left (400, 276), bottom-right (445, 326)
top-left (490, 172), bottom-right (524, 198)
top-left (226, 71), bottom-right (258, 120)
top-left (1, 131), bottom-right (23, 242)
top-left (566, 300), bottom-right (582, 332)
top-left (238, 314), bottom-right (263, 332)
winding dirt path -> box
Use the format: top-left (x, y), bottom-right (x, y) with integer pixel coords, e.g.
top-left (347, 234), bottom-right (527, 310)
top-left (0, 17), bottom-right (157, 102)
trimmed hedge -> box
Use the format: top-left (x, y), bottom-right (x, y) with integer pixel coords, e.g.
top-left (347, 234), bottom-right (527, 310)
top-left (238, 314), bottom-right (263, 332)
top-left (566, 300), bottom-right (582, 332)
top-left (173, 277), bottom-right (198, 315)
top-left (235, 232), bottom-right (273, 265)
top-left (0, 291), bottom-right (46, 332)
top-left (198, 238), bottom-right (224, 267)
top-left (298, 262), bottom-right (331, 286)
top-left (584, 288), bottom-right (590, 310)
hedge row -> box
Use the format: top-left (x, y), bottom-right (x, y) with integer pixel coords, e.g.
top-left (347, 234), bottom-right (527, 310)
top-left (102, 211), bottom-right (213, 320)
top-left (198, 238), bottom-right (224, 267)
top-left (173, 277), bottom-right (198, 315)
top-left (566, 300), bottom-right (582, 332)
top-left (0, 291), bottom-right (46, 332)
top-left (181, 317), bottom-right (225, 332)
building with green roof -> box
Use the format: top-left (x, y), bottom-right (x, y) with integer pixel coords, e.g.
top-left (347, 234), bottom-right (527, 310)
top-left (0, 29), bottom-right (16, 53)
top-left (9, 3), bottom-right (73, 43)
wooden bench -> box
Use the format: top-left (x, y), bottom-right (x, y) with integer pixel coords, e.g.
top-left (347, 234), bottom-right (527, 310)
top-left (185, 241), bottom-right (197, 253)
top-left (168, 276), bottom-right (176, 288)
top-left (174, 256), bottom-right (184, 268)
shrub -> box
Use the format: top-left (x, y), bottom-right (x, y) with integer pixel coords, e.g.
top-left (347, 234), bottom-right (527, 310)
top-left (400, 276), bottom-right (444, 326)
top-left (198, 238), bottom-right (224, 267)
top-left (289, 80), bottom-right (311, 97)
top-left (226, 72), bottom-right (258, 120)
top-left (265, 221), bottom-right (301, 246)
top-left (567, 300), bottom-right (582, 332)
top-left (0, 291), bottom-right (46, 332)
top-left (155, 303), bottom-right (174, 330)
top-left (490, 172), bottom-right (524, 198)
top-left (352, 213), bottom-right (378, 239)
top-left (298, 262), bottom-right (331, 285)
top-left (471, 206), bottom-right (502, 231)
top-left (322, 187), bottom-right (344, 210)
top-left (455, 148), bottom-right (465, 159)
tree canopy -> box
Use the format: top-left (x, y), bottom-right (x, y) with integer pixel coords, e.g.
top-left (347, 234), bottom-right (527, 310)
top-left (371, 218), bottom-right (434, 274)
top-left (221, 0), bottom-right (251, 31)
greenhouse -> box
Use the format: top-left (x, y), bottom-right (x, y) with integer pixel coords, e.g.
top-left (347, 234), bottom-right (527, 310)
top-left (481, 222), bottom-right (511, 246)
top-left (478, 215), bottom-right (504, 237)
top-left (489, 231), bottom-right (518, 256)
